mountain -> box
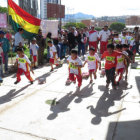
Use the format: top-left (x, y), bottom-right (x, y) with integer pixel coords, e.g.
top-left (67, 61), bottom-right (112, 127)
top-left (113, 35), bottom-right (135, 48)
top-left (65, 12), bottom-right (95, 20)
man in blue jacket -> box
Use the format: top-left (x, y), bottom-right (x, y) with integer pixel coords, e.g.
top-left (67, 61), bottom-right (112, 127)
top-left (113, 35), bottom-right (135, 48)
top-left (0, 31), bottom-right (10, 74)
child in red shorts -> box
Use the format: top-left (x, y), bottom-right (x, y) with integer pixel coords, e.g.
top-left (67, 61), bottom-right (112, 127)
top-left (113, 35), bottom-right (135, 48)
top-left (115, 44), bottom-right (127, 85)
top-left (47, 40), bottom-right (58, 72)
top-left (67, 49), bottom-right (83, 89)
top-left (83, 47), bottom-right (101, 84)
top-left (14, 48), bottom-right (34, 84)
top-left (30, 38), bottom-right (39, 68)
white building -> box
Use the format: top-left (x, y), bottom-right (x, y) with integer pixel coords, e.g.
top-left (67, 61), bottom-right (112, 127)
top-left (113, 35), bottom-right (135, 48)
top-left (40, 0), bottom-right (60, 19)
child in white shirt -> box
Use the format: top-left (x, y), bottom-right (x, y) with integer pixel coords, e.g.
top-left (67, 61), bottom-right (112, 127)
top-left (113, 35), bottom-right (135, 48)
top-left (30, 38), bottom-right (39, 68)
top-left (83, 47), bottom-right (101, 84)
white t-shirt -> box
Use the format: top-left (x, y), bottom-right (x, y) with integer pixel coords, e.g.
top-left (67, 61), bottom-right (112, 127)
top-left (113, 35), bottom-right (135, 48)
top-left (116, 55), bottom-right (125, 69)
top-left (130, 38), bottom-right (135, 46)
top-left (67, 56), bottom-right (82, 75)
top-left (49, 45), bottom-right (58, 59)
top-left (85, 53), bottom-right (100, 70)
top-left (114, 38), bottom-right (121, 45)
top-left (30, 43), bottom-right (39, 56)
top-left (99, 30), bottom-right (111, 42)
top-left (14, 32), bottom-right (24, 46)
top-left (89, 31), bottom-right (98, 42)
top-left (121, 36), bottom-right (127, 44)
top-left (16, 55), bottom-right (31, 72)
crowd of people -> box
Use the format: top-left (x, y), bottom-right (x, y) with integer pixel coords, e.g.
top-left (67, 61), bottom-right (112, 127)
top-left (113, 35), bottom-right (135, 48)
top-left (0, 25), bottom-right (140, 89)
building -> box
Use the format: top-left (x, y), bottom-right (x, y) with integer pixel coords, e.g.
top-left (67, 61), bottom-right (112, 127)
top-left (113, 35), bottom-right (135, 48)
top-left (126, 16), bottom-right (140, 25)
top-left (40, 0), bottom-right (60, 19)
top-left (18, 0), bottom-right (38, 17)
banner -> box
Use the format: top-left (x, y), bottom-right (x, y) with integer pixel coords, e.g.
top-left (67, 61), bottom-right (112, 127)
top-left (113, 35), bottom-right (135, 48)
top-left (0, 13), bottom-right (7, 28)
top-left (41, 20), bottom-right (59, 38)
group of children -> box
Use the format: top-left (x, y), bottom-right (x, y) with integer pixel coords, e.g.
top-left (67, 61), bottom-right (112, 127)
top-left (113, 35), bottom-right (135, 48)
top-left (66, 43), bottom-right (130, 90)
top-left (11, 35), bottom-right (133, 91)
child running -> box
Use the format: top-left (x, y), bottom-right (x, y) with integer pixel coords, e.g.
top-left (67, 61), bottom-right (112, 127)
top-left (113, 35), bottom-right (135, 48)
top-left (101, 44), bottom-right (120, 89)
top-left (14, 48), bottom-right (34, 84)
top-left (83, 47), bottom-right (101, 84)
top-left (115, 44), bottom-right (127, 85)
top-left (67, 49), bottom-right (83, 89)
top-left (30, 38), bottom-right (39, 69)
top-left (47, 40), bottom-right (58, 72)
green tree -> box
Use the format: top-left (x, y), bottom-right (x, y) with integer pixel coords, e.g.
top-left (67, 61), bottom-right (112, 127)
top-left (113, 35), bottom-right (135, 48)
top-left (110, 22), bottom-right (125, 32)
top-left (64, 22), bottom-right (86, 29)
top-left (0, 6), bottom-right (8, 13)
top-left (95, 27), bottom-right (102, 31)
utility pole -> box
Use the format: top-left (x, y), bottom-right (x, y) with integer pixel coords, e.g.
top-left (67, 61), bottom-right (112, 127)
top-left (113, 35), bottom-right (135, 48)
top-left (59, 0), bottom-right (62, 31)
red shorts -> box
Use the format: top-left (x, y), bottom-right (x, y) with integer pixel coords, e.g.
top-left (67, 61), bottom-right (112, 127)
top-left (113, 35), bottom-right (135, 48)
top-left (89, 69), bottom-right (96, 73)
top-left (50, 58), bottom-right (54, 64)
top-left (89, 41), bottom-right (98, 51)
top-left (33, 56), bottom-right (37, 62)
top-left (117, 68), bottom-right (125, 74)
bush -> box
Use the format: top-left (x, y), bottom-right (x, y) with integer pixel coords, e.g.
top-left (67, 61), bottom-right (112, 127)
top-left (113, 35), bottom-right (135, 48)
top-left (110, 22), bottom-right (125, 32)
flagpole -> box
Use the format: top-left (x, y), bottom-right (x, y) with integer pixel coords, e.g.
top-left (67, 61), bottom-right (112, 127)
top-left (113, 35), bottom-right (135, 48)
top-left (7, 0), bottom-right (14, 65)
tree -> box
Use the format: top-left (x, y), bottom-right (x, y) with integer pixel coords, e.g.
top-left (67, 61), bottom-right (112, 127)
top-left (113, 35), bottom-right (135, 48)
top-left (110, 22), bottom-right (125, 32)
top-left (95, 27), bottom-right (102, 31)
top-left (0, 6), bottom-right (8, 13)
top-left (64, 22), bottom-right (86, 29)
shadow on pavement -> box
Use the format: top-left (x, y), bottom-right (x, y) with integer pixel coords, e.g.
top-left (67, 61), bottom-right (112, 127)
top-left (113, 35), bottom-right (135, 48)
top-left (47, 91), bottom-right (75, 120)
top-left (47, 84), bottom-right (95, 120)
top-left (135, 76), bottom-right (140, 94)
top-left (0, 85), bottom-right (30, 104)
top-left (74, 83), bottom-right (95, 103)
top-left (87, 88), bottom-right (127, 125)
top-left (106, 120), bottom-right (140, 140)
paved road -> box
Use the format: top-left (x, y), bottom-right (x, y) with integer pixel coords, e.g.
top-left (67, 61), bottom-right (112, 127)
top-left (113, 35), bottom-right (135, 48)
top-left (0, 59), bottom-right (140, 140)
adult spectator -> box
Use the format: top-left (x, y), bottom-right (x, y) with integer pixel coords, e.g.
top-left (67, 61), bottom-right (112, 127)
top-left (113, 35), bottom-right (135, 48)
top-left (84, 27), bottom-right (89, 52)
top-left (6, 31), bottom-right (12, 41)
top-left (77, 29), bottom-right (86, 57)
top-left (132, 27), bottom-right (140, 55)
top-left (68, 28), bottom-right (77, 54)
top-left (36, 29), bottom-right (45, 65)
top-left (99, 25), bottom-right (111, 54)
top-left (89, 26), bottom-right (99, 52)
top-left (46, 32), bottom-right (52, 62)
top-left (0, 31), bottom-right (10, 74)
top-left (14, 28), bottom-right (24, 51)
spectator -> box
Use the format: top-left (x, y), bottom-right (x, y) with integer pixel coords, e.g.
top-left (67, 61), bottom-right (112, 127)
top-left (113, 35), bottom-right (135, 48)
top-left (36, 29), bottom-right (45, 66)
top-left (89, 26), bottom-right (99, 52)
top-left (0, 31), bottom-right (10, 74)
top-left (14, 28), bottom-right (24, 52)
top-left (68, 28), bottom-right (77, 54)
top-left (46, 32), bottom-right (52, 62)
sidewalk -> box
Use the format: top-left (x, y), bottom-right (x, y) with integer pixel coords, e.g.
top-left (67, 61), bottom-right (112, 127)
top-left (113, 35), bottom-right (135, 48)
top-left (0, 58), bottom-right (140, 140)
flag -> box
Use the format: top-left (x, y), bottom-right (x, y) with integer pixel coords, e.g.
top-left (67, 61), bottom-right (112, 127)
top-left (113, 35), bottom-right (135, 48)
top-left (8, 0), bottom-right (41, 39)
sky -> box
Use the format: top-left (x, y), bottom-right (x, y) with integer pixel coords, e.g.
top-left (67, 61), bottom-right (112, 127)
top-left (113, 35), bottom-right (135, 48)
top-left (1, 0), bottom-right (140, 17)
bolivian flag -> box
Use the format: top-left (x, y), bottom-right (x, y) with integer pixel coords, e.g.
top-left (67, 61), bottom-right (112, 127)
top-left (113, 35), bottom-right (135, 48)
top-left (8, 0), bottom-right (41, 39)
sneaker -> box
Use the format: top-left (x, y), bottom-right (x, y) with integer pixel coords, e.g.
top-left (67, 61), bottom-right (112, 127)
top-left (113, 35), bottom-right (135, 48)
top-left (116, 82), bottom-right (119, 86)
top-left (90, 80), bottom-right (93, 84)
top-left (112, 86), bottom-right (117, 90)
top-left (50, 69), bottom-right (54, 72)
top-left (30, 81), bottom-right (34, 84)
top-left (106, 83), bottom-right (109, 88)
top-left (14, 81), bottom-right (20, 84)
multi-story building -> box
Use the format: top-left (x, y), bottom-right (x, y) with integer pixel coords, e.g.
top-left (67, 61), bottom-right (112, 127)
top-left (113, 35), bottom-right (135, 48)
top-left (126, 16), bottom-right (140, 25)
top-left (40, 0), bottom-right (60, 19)
top-left (18, 0), bottom-right (38, 17)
